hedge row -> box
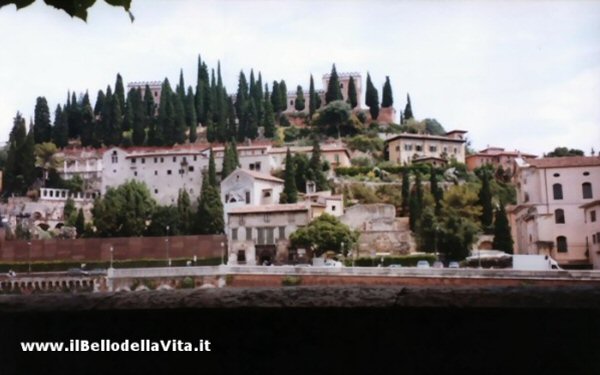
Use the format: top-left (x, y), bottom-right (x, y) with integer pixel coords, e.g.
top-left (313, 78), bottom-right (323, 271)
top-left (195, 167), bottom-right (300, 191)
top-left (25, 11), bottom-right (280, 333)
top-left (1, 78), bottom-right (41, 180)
top-left (0, 257), bottom-right (222, 273)
top-left (349, 253), bottom-right (438, 267)
top-left (335, 164), bottom-right (432, 177)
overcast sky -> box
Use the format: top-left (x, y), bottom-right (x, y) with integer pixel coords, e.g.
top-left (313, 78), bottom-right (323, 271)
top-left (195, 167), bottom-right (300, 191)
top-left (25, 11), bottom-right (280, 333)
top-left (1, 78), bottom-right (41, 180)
top-left (1, 0), bottom-right (599, 155)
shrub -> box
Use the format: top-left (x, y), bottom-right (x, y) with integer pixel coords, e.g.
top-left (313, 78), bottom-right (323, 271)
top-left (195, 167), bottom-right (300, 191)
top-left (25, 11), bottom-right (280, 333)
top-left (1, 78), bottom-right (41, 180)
top-left (180, 276), bottom-right (195, 289)
top-left (282, 275), bottom-right (302, 286)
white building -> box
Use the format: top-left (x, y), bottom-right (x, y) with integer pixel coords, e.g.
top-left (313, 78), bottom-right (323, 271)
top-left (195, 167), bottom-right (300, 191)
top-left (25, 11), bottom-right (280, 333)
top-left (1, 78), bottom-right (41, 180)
top-left (221, 168), bottom-right (284, 210)
top-left (581, 200), bottom-right (600, 269)
top-left (385, 130), bottom-right (468, 166)
top-left (57, 148), bottom-right (104, 190)
top-left (510, 156), bottom-right (600, 269)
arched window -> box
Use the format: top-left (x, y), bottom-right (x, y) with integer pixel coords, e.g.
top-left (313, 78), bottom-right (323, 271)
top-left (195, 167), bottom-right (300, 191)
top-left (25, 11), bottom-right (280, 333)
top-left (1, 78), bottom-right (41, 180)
top-left (553, 183), bottom-right (563, 200)
top-left (582, 182), bottom-right (593, 199)
top-left (554, 209), bottom-right (565, 224)
top-left (556, 236), bottom-right (568, 253)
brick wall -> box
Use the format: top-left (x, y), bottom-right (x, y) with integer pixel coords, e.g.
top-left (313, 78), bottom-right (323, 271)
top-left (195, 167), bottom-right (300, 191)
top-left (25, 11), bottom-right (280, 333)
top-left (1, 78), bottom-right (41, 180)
top-left (0, 234), bottom-right (226, 262)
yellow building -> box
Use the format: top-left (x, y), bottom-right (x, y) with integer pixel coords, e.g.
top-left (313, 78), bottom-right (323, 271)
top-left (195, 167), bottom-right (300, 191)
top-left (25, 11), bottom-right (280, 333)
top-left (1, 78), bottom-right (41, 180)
top-left (385, 130), bottom-right (467, 165)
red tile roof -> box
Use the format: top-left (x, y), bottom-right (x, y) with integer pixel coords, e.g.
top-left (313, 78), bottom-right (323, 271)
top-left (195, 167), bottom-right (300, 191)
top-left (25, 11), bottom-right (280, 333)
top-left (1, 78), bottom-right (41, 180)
top-left (526, 156), bottom-right (600, 169)
top-left (228, 203), bottom-right (309, 214)
top-left (240, 169), bottom-right (284, 183)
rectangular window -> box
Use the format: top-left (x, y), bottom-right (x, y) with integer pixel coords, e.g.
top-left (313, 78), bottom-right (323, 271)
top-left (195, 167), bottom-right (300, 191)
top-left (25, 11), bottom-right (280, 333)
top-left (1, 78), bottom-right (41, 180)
top-left (179, 169), bottom-right (184, 174)
top-left (134, 171), bottom-right (138, 176)
top-left (193, 155), bottom-right (197, 161)
top-left (154, 170), bottom-right (158, 175)
top-left (154, 189), bottom-right (158, 194)
top-left (167, 170), bottom-right (172, 175)
top-left (141, 158), bottom-right (145, 164)
top-left (173, 157), bottom-right (177, 162)
top-left (131, 158), bottom-right (136, 163)
top-left (255, 162), bottom-right (261, 171)
top-left (266, 228), bottom-right (274, 244)
top-left (331, 205), bottom-right (336, 211)
top-left (160, 157), bottom-right (164, 163)
top-left (257, 228), bottom-right (265, 245)
top-left (592, 210), bottom-right (597, 222)
top-left (396, 145), bottom-right (401, 151)
top-left (231, 228), bottom-right (238, 241)
top-left (245, 191), bottom-right (251, 204)
top-left (415, 145), bottom-right (422, 152)
top-left (429, 146), bottom-right (437, 152)
top-left (154, 157), bottom-right (158, 163)
top-left (189, 166), bottom-right (194, 172)
top-left (245, 227), bottom-right (252, 241)
top-left (278, 226), bottom-right (285, 240)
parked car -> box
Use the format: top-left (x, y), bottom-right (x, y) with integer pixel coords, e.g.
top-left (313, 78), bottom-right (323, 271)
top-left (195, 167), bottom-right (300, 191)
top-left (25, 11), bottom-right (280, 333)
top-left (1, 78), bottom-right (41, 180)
top-left (432, 261), bottom-right (444, 268)
top-left (448, 262), bottom-right (460, 269)
top-left (388, 264), bottom-right (402, 268)
top-left (416, 260), bottom-right (430, 269)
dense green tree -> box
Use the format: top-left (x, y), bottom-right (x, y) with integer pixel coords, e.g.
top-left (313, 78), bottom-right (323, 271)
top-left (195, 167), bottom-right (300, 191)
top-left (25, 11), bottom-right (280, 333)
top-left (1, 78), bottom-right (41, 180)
top-left (34, 142), bottom-right (61, 184)
top-left (417, 207), bottom-right (437, 252)
top-left (94, 89), bottom-right (105, 117)
top-left (143, 84), bottom-right (155, 118)
top-left (99, 86), bottom-right (112, 145)
top-left (315, 100), bottom-right (353, 138)
top-left (230, 140), bottom-right (239, 167)
top-left (226, 97), bottom-right (237, 141)
top-left (308, 74), bottom-right (317, 119)
top-left (52, 105), bottom-right (69, 148)
top-left (293, 153), bottom-right (311, 193)
top-left (492, 204), bottom-right (513, 253)
top-left (114, 73), bottom-right (125, 114)
top-left (271, 81), bottom-right (282, 113)
top-left (145, 205), bottom-right (181, 237)
top-left (195, 56), bottom-right (209, 125)
top-left (404, 93), bottom-right (414, 120)
top-left (289, 213), bottom-right (358, 257)
top-left (235, 71), bottom-right (249, 119)
top-left (63, 197), bottom-right (76, 221)
top-left (33, 97), bottom-right (52, 144)
top-left (155, 78), bottom-right (174, 146)
top-left (185, 86), bottom-right (197, 142)
top-left (194, 183), bottom-right (224, 235)
top-left (75, 208), bottom-right (85, 237)
top-left (309, 138), bottom-right (328, 191)
top-left (546, 147), bottom-right (585, 157)
top-left (246, 100), bottom-right (259, 140)
top-left (177, 69), bottom-right (186, 102)
top-left (325, 64), bottom-right (343, 104)
top-left (80, 92), bottom-right (96, 147)
top-left (263, 96), bottom-right (276, 138)
top-left (382, 76), bottom-right (393, 108)
top-left (172, 90), bottom-right (187, 144)
top-left (68, 91), bottom-right (82, 139)
top-left (177, 189), bottom-right (192, 235)
top-left (221, 143), bottom-right (234, 180)
top-left (106, 94), bottom-right (123, 146)
top-left (279, 80), bottom-right (288, 112)
top-left (347, 76), bottom-right (358, 109)
top-left (208, 148), bottom-right (217, 188)
top-left (92, 180), bottom-right (156, 237)
top-left (280, 148), bottom-right (298, 203)
top-left (122, 89), bottom-right (134, 133)
top-left (294, 85), bottom-right (305, 111)
top-left (408, 172), bottom-right (423, 232)
top-left (365, 73), bottom-right (380, 121)
top-left (478, 169), bottom-right (494, 229)
top-left (130, 88), bottom-right (145, 146)
top-left (5, 114), bottom-right (37, 195)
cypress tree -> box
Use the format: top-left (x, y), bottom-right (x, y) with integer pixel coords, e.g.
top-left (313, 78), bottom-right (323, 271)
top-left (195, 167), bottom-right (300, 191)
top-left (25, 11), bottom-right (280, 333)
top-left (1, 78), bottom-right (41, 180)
top-left (63, 197), bottom-right (76, 221)
top-left (382, 76), bottom-right (393, 108)
top-left (195, 56), bottom-right (207, 125)
top-left (230, 140), bottom-right (239, 167)
top-left (401, 170), bottom-right (410, 216)
top-left (186, 87), bottom-right (198, 143)
top-left (280, 148), bottom-right (298, 203)
top-left (225, 97), bottom-right (237, 141)
top-left (80, 92), bottom-right (95, 147)
top-left (235, 71), bottom-right (248, 121)
top-left (143, 85), bottom-right (155, 117)
top-left (271, 81), bottom-right (282, 114)
top-left (114, 73), bottom-right (125, 114)
top-left (177, 69), bottom-right (186, 101)
top-left (106, 94), bottom-right (123, 146)
top-left (325, 64), bottom-right (343, 104)
top-left (263, 97), bottom-right (276, 138)
top-left (99, 86), bottom-right (113, 146)
top-left (68, 91), bottom-right (82, 140)
top-left (246, 100), bottom-right (258, 140)
top-left (205, 116), bottom-right (215, 143)
top-left (94, 90), bottom-right (105, 117)
top-left (221, 143), bottom-right (233, 179)
top-left (404, 93), bottom-right (414, 120)
top-left (295, 85), bottom-right (305, 111)
top-left (309, 138), bottom-right (328, 191)
top-left (478, 170), bottom-right (494, 229)
top-left (131, 88), bottom-right (146, 146)
top-left (279, 80), bottom-right (288, 112)
top-left (208, 148), bottom-right (217, 188)
top-left (195, 177), bottom-right (224, 235)
top-left (122, 89), bottom-right (134, 132)
top-left (33, 97), bottom-right (52, 144)
top-left (156, 78), bottom-right (174, 146)
top-left (52, 105), bottom-right (69, 148)
top-left (22, 124), bottom-right (36, 191)
top-left (365, 73), bottom-right (380, 121)
top-left (347, 76), bottom-right (358, 109)
top-left (409, 172), bottom-right (423, 232)
top-left (172, 91), bottom-right (187, 144)
top-left (492, 204), bottom-right (513, 254)
top-left (177, 189), bottom-right (192, 235)
top-left (308, 74), bottom-right (316, 119)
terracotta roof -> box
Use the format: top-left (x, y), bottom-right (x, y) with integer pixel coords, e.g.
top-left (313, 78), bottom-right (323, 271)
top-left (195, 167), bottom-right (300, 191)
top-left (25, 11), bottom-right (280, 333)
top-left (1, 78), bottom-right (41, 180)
top-left (240, 169), bottom-right (284, 183)
top-left (469, 147), bottom-right (537, 158)
top-left (228, 203), bottom-right (309, 214)
top-left (269, 145), bottom-right (350, 156)
top-left (526, 156), bottom-right (600, 169)
top-left (385, 133), bottom-right (466, 143)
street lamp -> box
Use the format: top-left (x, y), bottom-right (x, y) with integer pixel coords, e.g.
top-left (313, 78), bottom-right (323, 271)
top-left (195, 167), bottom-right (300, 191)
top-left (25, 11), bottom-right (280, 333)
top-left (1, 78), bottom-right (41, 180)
top-left (27, 241), bottom-right (32, 274)
top-left (220, 242), bottom-right (225, 265)
top-left (109, 246), bottom-right (114, 269)
top-left (165, 225), bottom-right (171, 267)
